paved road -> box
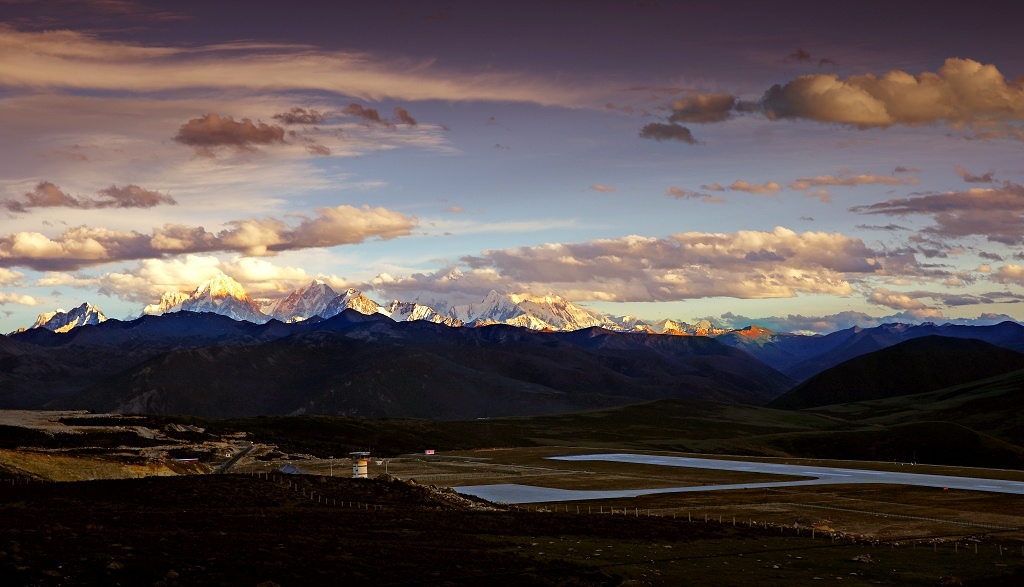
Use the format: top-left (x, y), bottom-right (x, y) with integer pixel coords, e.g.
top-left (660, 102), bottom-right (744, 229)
top-left (213, 443), bottom-right (253, 474)
top-left (454, 453), bottom-right (1024, 504)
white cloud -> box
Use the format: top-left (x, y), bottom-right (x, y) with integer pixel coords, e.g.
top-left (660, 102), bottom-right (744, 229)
top-left (378, 227), bottom-right (883, 303)
top-left (0, 291), bottom-right (39, 306)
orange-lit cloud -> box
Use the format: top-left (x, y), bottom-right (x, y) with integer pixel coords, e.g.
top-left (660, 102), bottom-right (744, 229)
top-left (0, 205), bottom-right (416, 271)
top-left (0, 25), bottom-right (590, 106)
top-left (762, 58), bottom-right (1024, 139)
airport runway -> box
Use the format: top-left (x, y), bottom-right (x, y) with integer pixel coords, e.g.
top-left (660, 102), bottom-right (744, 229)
top-left (454, 453), bottom-right (1024, 504)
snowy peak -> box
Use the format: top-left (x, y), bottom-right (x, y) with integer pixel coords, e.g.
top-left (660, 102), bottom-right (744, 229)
top-left (264, 279), bottom-right (338, 322)
top-left (448, 291), bottom-right (619, 331)
top-left (509, 293), bottom-right (620, 331)
top-left (30, 302), bottom-right (107, 333)
top-left (145, 273), bottom-right (268, 323)
top-left (449, 290), bottom-right (525, 325)
top-left (320, 288), bottom-right (384, 318)
top-left (382, 300), bottom-right (464, 327)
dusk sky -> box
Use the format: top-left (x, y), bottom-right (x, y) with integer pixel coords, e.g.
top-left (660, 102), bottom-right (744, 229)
top-left (2, 0), bottom-right (1024, 334)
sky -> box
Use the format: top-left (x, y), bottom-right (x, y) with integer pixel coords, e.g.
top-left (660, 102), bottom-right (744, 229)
top-left (2, 0), bottom-right (1024, 334)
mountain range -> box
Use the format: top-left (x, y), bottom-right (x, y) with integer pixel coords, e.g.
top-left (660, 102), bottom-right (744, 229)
top-left (0, 308), bottom-right (793, 418)
top-left (24, 273), bottom-right (723, 335)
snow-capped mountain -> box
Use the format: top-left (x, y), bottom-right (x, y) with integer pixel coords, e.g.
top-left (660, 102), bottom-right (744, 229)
top-left (30, 303), bottom-right (107, 333)
top-left (449, 290), bottom-right (525, 325)
top-left (382, 300), bottom-right (464, 327)
top-left (143, 291), bottom-right (191, 316)
top-left (319, 288), bottom-right (384, 318)
top-left (509, 293), bottom-right (621, 331)
top-left (145, 273), bottom-right (268, 323)
top-left (611, 315), bottom-right (653, 332)
top-left (262, 279), bottom-right (338, 323)
top-left (130, 274), bottom-right (737, 335)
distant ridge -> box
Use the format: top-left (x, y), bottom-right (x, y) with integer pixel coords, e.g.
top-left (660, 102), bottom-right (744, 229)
top-left (769, 335), bottom-right (1024, 410)
top-left (2, 309), bottom-right (794, 417)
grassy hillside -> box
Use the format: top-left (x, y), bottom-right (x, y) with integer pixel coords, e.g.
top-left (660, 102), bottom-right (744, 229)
top-left (770, 336), bottom-right (1024, 410)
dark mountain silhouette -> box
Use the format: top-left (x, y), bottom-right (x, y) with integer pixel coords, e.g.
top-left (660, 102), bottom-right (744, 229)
top-left (769, 335), bottom-right (1024, 410)
top-left (2, 310), bottom-right (793, 417)
top-left (714, 321), bottom-right (1024, 381)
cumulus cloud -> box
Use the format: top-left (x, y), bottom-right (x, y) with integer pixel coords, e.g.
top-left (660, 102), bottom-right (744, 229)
top-left (851, 181), bottom-right (1024, 245)
top-left (992, 264), bottom-right (1024, 285)
top-left (173, 113), bottom-right (285, 154)
top-left (868, 287), bottom-right (937, 313)
top-left (0, 204), bottom-right (416, 271)
top-left (638, 123), bottom-right (699, 144)
top-left (589, 184), bottom-right (616, 193)
top-left (761, 58), bottom-right (1024, 139)
top-left (0, 291), bottom-right (40, 306)
top-left (668, 93), bottom-right (736, 124)
top-left (955, 166), bottom-right (995, 183)
top-left (0, 267), bottom-right (24, 286)
top-left (2, 181), bottom-right (176, 212)
top-left (381, 227), bottom-right (884, 303)
top-left (272, 107), bottom-right (326, 125)
top-left (665, 187), bottom-right (724, 203)
top-left (38, 254), bottom-right (349, 303)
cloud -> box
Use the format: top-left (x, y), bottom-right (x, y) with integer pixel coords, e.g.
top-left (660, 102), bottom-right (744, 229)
top-left (716, 310), bottom-right (883, 334)
top-left (342, 103), bottom-right (391, 125)
top-left (789, 172), bottom-right (918, 191)
top-left (392, 106), bottom-right (417, 126)
top-left (783, 48), bottom-right (837, 67)
top-left (699, 180), bottom-right (781, 194)
top-left (955, 166), bottom-right (995, 183)
top-left (728, 180), bottom-right (782, 194)
top-left (785, 48), bottom-right (812, 63)
top-left (272, 107), bottom-right (326, 125)
top-left (851, 181), bottom-right (1024, 245)
top-left (805, 189), bottom-right (831, 202)
top-left (409, 227), bottom-right (883, 303)
top-left (0, 291), bottom-right (40, 306)
top-left (894, 166), bottom-right (920, 173)
top-left (761, 58), bottom-right (1024, 139)
top-left (665, 187), bottom-right (725, 203)
top-left (638, 122), bottom-right (699, 144)
top-left (2, 181), bottom-right (175, 212)
top-left (0, 267), bottom-right (24, 286)
top-left (868, 287), bottom-right (935, 312)
top-left (715, 309), bottom-right (1015, 335)
top-left (305, 144), bottom-right (332, 156)
top-left (589, 184), bottom-right (616, 193)
top-left (0, 204), bottom-right (416, 271)
top-left (173, 113), bottom-right (285, 154)
top-left (39, 254), bottom-right (347, 303)
top-left (0, 25), bottom-right (590, 106)
top-left (992, 264), bottom-right (1024, 285)
top-left (668, 93), bottom-right (736, 124)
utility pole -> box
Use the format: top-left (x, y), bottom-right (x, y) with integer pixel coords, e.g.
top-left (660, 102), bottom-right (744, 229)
top-left (329, 456), bottom-right (334, 477)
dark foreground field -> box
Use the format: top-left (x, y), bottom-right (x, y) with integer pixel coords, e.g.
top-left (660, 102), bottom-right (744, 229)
top-left (2, 474), bottom-right (1023, 586)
